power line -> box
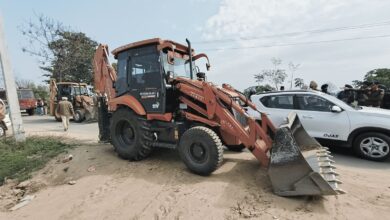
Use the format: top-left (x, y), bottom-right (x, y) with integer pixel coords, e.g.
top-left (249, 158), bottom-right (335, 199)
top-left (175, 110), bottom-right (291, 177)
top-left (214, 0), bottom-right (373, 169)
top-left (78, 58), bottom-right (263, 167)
top-left (200, 34), bottom-right (390, 51)
top-left (195, 20), bottom-right (390, 44)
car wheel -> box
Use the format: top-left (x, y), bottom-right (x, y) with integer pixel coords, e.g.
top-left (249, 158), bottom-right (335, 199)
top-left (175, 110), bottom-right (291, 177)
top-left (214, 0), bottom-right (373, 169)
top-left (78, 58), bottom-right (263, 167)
top-left (353, 132), bottom-right (390, 161)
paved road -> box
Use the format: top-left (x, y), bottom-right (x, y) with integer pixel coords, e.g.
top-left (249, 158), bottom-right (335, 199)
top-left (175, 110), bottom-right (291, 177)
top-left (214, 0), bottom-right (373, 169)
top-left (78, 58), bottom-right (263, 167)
top-left (21, 115), bottom-right (99, 142)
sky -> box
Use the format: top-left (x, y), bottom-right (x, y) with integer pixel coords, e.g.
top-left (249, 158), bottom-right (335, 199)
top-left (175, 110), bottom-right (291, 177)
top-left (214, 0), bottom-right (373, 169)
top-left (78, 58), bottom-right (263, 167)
top-left (1, 0), bottom-right (390, 91)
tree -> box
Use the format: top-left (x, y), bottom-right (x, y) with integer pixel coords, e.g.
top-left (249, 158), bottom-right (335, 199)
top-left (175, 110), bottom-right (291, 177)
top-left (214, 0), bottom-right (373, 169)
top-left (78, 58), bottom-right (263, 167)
top-left (288, 62), bottom-right (300, 89)
top-left (19, 14), bottom-right (97, 84)
top-left (15, 78), bottom-right (35, 89)
top-left (243, 84), bottom-right (274, 98)
top-left (294, 78), bottom-right (305, 89)
top-left (111, 62), bottom-right (117, 72)
top-left (15, 78), bottom-right (49, 100)
top-left (351, 80), bottom-right (363, 88)
top-left (254, 58), bottom-right (287, 90)
top-left (364, 68), bottom-right (390, 88)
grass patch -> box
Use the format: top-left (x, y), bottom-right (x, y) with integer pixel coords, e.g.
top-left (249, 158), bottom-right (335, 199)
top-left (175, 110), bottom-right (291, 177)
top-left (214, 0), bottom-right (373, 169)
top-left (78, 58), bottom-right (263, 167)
top-left (0, 136), bottom-right (73, 185)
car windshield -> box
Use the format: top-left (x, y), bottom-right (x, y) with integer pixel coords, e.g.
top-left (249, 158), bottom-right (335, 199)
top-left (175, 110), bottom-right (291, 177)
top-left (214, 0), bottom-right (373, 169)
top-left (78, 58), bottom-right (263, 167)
top-left (72, 86), bottom-right (89, 95)
top-left (161, 52), bottom-right (193, 78)
top-left (18, 90), bottom-right (34, 99)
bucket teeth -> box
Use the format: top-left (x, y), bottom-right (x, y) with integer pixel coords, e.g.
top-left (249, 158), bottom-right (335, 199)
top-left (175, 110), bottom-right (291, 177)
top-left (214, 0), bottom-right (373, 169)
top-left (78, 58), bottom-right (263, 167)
top-left (336, 189), bottom-right (347, 194)
top-left (318, 161), bottom-right (336, 168)
top-left (328, 179), bottom-right (343, 184)
top-left (317, 152), bottom-right (333, 157)
top-left (318, 157), bottom-right (335, 163)
top-left (321, 170), bottom-right (339, 176)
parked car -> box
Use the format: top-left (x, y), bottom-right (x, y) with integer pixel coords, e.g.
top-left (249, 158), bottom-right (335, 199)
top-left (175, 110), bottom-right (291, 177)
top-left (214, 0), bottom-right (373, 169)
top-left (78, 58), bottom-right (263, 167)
top-left (248, 90), bottom-right (390, 161)
top-left (0, 89), bottom-right (37, 115)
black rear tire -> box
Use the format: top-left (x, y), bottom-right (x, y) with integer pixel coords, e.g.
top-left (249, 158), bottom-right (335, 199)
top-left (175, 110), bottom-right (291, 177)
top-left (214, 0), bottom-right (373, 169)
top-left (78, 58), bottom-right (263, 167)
top-left (353, 132), bottom-right (390, 161)
top-left (74, 110), bottom-right (85, 123)
top-left (110, 108), bottom-right (153, 161)
top-left (178, 126), bottom-right (223, 175)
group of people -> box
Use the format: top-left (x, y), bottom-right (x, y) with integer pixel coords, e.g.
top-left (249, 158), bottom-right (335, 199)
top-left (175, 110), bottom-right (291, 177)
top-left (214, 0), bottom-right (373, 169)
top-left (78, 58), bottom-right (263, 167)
top-left (337, 82), bottom-right (386, 108)
top-left (308, 81), bottom-right (331, 94)
top-left (308, 80), bottom-right (387, 108)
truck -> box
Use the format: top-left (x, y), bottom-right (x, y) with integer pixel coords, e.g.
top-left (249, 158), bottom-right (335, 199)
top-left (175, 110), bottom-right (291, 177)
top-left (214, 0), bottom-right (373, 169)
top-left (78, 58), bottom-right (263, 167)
top-left (0, 88), bottom-right (37, 115)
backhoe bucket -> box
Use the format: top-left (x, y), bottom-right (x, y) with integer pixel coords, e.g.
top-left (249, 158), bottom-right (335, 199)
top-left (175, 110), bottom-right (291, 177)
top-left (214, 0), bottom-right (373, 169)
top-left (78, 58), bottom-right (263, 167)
top-left (268, 112), bottom-right (345, 196)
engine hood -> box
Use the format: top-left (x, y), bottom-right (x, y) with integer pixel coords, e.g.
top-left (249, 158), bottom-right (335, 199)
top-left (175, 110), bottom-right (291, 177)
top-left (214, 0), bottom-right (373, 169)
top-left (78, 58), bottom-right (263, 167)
top-left (357, 106), bottom-right (390, 118)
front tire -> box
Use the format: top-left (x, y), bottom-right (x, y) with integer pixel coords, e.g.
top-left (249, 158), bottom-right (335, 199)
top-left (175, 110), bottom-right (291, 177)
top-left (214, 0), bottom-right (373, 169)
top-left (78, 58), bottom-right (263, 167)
top-left (110, 108), bottom-right (153, 161)
top-left (353, 132), bottom-right (390, 161)
top-left (74, 110), bottom-right (85, 123)
top-left (178, 126), bottom-right (224, 175)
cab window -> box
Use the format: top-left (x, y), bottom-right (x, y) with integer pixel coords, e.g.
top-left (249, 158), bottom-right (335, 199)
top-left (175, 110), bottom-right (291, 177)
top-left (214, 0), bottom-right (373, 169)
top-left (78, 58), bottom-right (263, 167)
top-left (296, 94), bottom-right (333, 112)
top-left (260, 95), bottom-right (294, 109)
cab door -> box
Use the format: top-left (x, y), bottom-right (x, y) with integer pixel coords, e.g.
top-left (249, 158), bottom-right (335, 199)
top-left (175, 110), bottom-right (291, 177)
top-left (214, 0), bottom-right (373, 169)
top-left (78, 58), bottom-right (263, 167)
top-left (126, 46), bottom-right (165, 114)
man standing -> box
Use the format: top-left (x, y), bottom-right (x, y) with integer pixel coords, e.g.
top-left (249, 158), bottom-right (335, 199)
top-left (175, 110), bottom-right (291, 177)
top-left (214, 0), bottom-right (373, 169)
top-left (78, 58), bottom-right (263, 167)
top-left (56, 97), bottom-right (74, 131)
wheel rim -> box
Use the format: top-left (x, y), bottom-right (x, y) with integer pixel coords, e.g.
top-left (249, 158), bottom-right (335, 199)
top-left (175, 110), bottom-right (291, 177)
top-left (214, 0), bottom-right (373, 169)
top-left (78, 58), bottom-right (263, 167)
top-left (189, 142), bottom-right (207, 163)
top-left (116, 120), bottom-right (135, 146)
top-left (74, 113), bottom-right (80, 121)
top-left (0, 127), bottom-right (4, 137)
top-left (360, 137), bottom-right (389, 158)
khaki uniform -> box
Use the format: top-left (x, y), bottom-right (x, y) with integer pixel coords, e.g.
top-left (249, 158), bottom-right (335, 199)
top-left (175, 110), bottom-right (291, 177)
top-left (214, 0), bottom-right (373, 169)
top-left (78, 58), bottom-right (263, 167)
top-left (56, 100), bottom-right (74, 131)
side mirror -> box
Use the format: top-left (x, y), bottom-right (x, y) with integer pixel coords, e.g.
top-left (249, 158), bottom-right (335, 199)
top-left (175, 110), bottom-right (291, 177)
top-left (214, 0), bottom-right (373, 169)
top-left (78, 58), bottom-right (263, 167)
top-left (331, 105), bottom-right (342, 113)
top-left (206, 63), bottom-right (211, 71)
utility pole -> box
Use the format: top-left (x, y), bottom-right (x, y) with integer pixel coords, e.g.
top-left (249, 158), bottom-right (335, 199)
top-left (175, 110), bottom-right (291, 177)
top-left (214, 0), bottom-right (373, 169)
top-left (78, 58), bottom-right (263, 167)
top-left (0, 16), bottom-right (26, 142)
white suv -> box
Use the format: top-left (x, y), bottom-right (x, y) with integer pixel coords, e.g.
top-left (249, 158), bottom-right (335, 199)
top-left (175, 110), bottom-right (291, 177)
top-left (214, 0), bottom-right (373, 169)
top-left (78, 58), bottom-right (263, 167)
top-left (248, 90), bottom-right (390, 161)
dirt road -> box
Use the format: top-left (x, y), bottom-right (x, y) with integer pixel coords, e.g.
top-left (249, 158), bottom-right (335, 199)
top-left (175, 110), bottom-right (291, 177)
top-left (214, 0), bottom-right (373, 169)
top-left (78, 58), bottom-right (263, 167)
top-left (1, 116), bottom-right (389, 219)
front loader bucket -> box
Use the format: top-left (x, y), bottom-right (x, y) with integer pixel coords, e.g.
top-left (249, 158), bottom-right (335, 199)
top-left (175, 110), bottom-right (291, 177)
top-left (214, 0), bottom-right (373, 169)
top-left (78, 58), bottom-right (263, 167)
top-left (268, 112), bottom-right (345, 196)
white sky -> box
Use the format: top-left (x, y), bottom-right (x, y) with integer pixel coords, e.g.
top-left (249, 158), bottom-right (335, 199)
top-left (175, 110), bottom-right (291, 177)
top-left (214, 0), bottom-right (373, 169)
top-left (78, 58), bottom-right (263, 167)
top-left (1, 0), bottom-right (390, 91)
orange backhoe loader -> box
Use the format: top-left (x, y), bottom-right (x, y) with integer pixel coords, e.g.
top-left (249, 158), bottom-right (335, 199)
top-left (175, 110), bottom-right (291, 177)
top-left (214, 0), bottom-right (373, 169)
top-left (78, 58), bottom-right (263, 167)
top-left (49, 79), bottom-right (97, 122)
top-left (93, 38), bottom-right (345, 196)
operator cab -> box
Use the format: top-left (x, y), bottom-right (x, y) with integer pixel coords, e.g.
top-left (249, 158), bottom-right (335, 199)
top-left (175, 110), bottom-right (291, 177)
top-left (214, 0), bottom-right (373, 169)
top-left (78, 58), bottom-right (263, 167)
top-left (113, 38), bottom-right (210, 114)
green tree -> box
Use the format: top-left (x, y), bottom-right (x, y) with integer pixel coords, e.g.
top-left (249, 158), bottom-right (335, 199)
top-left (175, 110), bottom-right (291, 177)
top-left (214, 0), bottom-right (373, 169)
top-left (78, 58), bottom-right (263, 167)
top-left (45, 31), bottom-right (97, 83)
top-left (364, 68), bottom-right (390, 88)
top-left (351, 80), bottom-right (363, 88)
top-left (294, 78), bottom-right (305, 88)
top-left (254, 58), bottom-right (287, 90)
top-left (243, 84), bottom-right (274, 98)
top-left (20, 14), bottom-right (97, 84)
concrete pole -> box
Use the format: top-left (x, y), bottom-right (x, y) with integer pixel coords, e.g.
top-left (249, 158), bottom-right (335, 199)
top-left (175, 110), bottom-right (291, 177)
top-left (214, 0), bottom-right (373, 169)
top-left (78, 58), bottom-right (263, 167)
top-left (0, 16), bottom-right (26, 142)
